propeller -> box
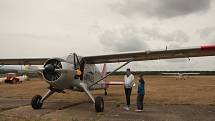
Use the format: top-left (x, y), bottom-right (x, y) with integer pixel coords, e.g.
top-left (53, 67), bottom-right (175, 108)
top-left (43, 59), bottom-right (62, 82)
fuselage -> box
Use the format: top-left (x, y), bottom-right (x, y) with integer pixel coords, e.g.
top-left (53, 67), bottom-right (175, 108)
top-left (42, 54), bottom-right (104, 91)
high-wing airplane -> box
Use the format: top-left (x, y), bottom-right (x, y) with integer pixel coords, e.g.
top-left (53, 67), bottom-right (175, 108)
top-left (0, 45), bottom-right (215, 112)
top-left (162, 72), bottom-right (200, 80)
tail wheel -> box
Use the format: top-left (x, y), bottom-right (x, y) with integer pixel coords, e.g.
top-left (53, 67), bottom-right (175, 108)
top-left (31, 95), bottom-right (43, 109)
top-left (95, 96), bottom-right (104, 112)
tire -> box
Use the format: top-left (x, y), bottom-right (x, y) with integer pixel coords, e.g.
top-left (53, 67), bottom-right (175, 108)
top-left (104, 91), bottom-right (107, 96)
top-left (95, 96), bottom-right (104, 112)
top-left (5, 80), bottom-right (9, 84)
top-left (31, 95), bottom-right (43, 109)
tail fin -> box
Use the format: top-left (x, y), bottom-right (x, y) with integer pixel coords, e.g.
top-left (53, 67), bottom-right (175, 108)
top-left (102, 64), bottom-right (107, 80)
top-left (101, 64), bottom-right (124, 89)
top-left (101, 64), bottom-right (109, 89)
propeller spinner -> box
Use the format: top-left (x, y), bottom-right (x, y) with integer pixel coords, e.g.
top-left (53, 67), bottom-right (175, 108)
top-left (43, 59), bottom-right (62, 82)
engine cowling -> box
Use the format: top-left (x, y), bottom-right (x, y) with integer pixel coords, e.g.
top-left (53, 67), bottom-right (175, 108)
top-left (42, 58), bottom-right (76, 89)
top-left (43, 59), bottom-right (62, 82)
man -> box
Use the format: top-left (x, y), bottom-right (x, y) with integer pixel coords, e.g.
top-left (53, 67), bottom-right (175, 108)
top-left (124, 68), bottom-right (134, 111)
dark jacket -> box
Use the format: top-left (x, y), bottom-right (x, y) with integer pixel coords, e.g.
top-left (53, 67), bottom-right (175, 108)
top-left (137, 80), bottom-right (145, 95)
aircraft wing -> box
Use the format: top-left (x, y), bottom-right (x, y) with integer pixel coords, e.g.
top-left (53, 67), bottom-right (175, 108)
top-left (162, 73), bottom-right (200, 75)
top-left (181, 73), bottom-right (200, 75)
top-left (0, 45), bottom-right (214, 65)
top-left (0, 58), bottom-right (49, 65)
top-left (162, 73), bottom-right (179, 75)
top-left (83, 45), bottom-right (215, 64)
top-left (101, 81), bottom-right (124, 85)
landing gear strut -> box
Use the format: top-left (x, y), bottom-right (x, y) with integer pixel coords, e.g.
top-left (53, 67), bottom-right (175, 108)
top-left (31, 89), bottom-right (55, 109)
top-left (80, 82), bottom-right (104, 112)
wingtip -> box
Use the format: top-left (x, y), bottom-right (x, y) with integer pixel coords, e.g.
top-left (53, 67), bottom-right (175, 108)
top-left (201, 45), bottom-right (215, 50)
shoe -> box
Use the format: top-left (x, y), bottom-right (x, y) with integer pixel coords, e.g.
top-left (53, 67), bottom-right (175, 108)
top-left (135, 109), bottom-right (143, 112)
top-left (123, 106), bottom-right (130, 111)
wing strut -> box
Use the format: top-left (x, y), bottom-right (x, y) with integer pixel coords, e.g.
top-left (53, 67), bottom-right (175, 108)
top-left (88, 59), bottom-right (133, 88)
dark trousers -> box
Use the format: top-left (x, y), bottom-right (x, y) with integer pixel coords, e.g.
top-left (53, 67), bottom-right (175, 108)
top-left (124, 87), bottom-right (132, 106)
top-left (137, 94), bottom-right (144, 110)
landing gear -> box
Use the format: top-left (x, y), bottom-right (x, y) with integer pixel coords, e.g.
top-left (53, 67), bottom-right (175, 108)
top-left (104, 89), bottom-right (107, 96)
top-left (31, 89), bottom-right (55, 110)
top-left (31, 95), bottom-right (43, 109)
top-left (80, 82), bottom-right (104, 112)
top-left (95, 96), bottom-right (104, 112)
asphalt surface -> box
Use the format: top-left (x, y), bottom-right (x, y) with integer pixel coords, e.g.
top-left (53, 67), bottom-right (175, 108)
top-left (0, 97), bottom-right (215, 121)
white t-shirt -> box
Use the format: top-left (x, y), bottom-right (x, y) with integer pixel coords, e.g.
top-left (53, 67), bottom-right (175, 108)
top-left (124, 74), bottom-right (134, 88)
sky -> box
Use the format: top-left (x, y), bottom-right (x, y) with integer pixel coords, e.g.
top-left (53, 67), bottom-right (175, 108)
top-left (0, 0), bottom-right (215, 71)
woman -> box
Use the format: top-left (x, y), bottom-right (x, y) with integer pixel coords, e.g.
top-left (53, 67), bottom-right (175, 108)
top-left (123, 68), bottom-right (135, 111)
top-left (135, 74), bottom-right (145, 112)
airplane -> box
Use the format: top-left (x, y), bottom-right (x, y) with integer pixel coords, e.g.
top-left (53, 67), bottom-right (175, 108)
top-left (0, 45), bottom-right (214, 112)
top-left (162, 72), bottom-right (200, 80)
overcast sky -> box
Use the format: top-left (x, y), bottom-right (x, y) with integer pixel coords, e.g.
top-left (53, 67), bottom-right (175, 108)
top-left (0, 0), bottom-right (215, 71)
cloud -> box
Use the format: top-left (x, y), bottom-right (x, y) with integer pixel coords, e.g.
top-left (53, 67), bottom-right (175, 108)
top-left (99, 26), bottom-right (189, 52)
top-left (198, 27), bottom-right (215, 44)
top-left (111, 0), bottom-right (211, 19)
top-left (99, 26), bottom-right (149, 52)
top-left (140, 28), bottom-right (189, 43)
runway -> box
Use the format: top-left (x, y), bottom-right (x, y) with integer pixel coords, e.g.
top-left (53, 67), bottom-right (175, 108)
top-left (0, 75), bottom-right (215, 121)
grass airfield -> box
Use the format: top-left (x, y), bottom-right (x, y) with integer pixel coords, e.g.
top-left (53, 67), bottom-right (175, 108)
top-left (0, 75), bottom-right (215, 121)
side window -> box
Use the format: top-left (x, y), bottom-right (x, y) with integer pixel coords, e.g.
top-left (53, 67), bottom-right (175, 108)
top-left (85, 64), bottom-right (96, 74)
top-left (84, 72), bottom-right (93, 82)
top-left (83, 64), bottom-right (95, 82)
top-left (91, 65), bottom-right (96, 74)
top-left (83, 72), bottom-right (95, 86)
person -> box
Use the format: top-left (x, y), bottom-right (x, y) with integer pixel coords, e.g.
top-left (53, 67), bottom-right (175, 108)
top-left (135, 74), bottom-right (145, 112)
top-left (123, 68), bottom-right (135, 111)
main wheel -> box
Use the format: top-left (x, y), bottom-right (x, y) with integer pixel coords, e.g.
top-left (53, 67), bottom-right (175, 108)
top-left (104, 91), bottom-right (107, 96)
top-left (95, 96), bottom-right (104, 112)
top-left (31, 95), bottom-right (43, 109)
